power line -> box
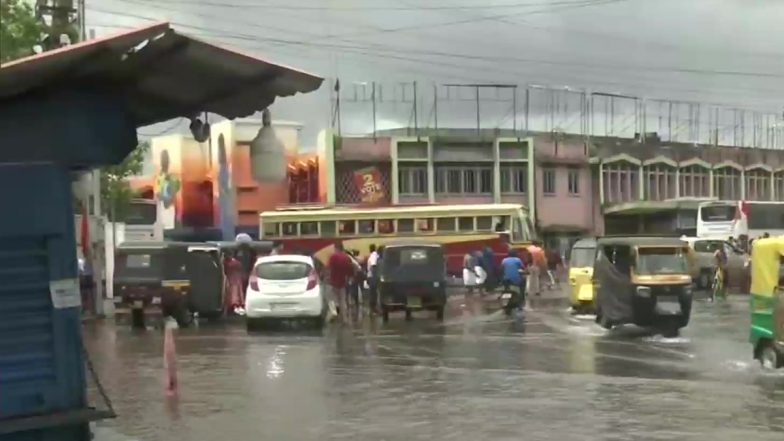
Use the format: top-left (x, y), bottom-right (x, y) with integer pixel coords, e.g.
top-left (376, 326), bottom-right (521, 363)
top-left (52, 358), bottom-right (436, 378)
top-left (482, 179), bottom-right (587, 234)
top-left (86, 7), bottom-right (784, 108)
top-left (115, 0), bottom-right (609, 11)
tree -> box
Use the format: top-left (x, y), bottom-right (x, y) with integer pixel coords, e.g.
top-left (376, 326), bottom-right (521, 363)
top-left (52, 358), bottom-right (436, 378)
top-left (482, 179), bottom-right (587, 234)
top-left (0, 0), bottom-right (45, 63)
top-left (101, 142), bottom-right (150, 221)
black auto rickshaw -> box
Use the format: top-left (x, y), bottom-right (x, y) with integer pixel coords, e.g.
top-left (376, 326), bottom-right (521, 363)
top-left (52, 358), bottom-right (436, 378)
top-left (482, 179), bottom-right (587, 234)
top-left (378, 242), bottom-right (448, 322)
top-left (185, 243), bottom-right (225, 319)
top-left (593, 236), bottom-right (693, 337)
top-left (114, 241), bottom-right (194, 328)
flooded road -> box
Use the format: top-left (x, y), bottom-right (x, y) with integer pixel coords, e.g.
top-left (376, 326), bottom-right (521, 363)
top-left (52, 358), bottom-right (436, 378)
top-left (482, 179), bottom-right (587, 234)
top-left (85, 298), bottom-right (784, 441)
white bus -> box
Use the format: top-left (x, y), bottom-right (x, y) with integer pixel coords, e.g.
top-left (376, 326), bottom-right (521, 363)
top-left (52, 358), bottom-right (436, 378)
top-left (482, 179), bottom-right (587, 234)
top-left (122, 198), bottom-right (163, 242)
top-left (696, 200), bottom-right (784, 240)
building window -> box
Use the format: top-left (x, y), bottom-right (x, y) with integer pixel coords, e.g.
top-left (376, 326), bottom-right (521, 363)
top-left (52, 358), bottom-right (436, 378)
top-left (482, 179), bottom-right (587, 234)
top-left (398, 166), bottom-right (427, 195)
top-left (435, 166), bottom-right (492, 195)
top-left (644, 164), bottom-right (675, 201)
top-left (567, 168), bottom-right (580, 196)
top-left (713, 167), bottom-right (741, 201)
top-left (542, 168), bottom-right (556, 195)
top-left (679, 164), bottom-right (709, 198)
top-left (775, 172), bottom-right (784, 201)
top-left (602, 161), bottom-right (640, 204)
top-left (745, 169), bottom-right (771, 201)
top-left (500, 164), bottom-right (527, 194)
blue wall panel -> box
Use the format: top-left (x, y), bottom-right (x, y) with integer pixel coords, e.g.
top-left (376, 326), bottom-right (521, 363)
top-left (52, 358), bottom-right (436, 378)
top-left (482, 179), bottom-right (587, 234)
top-left (0, 164), bottom-right (87, 441)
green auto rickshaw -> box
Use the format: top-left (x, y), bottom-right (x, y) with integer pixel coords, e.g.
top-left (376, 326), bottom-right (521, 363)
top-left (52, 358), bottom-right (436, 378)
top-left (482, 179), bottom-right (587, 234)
top-left (749, 237), bottom-right (784, 369)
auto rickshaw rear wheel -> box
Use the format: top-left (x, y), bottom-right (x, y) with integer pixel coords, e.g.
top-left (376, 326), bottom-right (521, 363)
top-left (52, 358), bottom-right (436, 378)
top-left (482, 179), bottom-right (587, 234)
top-left (436, 306), bottom-right (445, 321)
top-left (405, 309), bottom-right (413, 321)
top-left (381, 307), bottom-right (390, 323)
top-left (175, 306), bottom-right (194, 328)
top-left (759, 343), bottom-right (782, 369)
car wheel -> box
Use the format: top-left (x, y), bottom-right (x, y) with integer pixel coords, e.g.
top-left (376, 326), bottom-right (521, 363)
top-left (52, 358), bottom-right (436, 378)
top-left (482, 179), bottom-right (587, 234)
top-left (405, 309), bottom-right (413, 321)
top-left (699, 270), bottom-right (710, 290)
top-left (436, 306), bottom-right (445, 321)
top-left (246, 318), bottom-right (263, 332)
top-left (759, 343), bottom-right (782, 369)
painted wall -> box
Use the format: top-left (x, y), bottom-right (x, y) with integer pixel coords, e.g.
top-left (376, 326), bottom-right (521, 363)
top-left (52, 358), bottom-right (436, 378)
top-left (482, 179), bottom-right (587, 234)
top-left (534, 137), bottom-right (595, 233)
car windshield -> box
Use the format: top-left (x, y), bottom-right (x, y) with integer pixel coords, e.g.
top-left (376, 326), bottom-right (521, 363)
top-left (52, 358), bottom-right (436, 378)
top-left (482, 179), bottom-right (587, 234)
top-left (693, 240), bottom-right (724, 253)
top-left (569, 247), bottom-right (595, 267)
top-left (635, 247), bottom-right (689, 275)
top-left (256, 261), bottom-right (311, 280)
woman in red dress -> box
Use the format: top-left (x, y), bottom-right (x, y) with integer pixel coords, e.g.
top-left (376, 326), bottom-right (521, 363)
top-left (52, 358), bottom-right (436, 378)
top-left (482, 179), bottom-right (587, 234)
top-left (224, 252), bottom-right (245, 314)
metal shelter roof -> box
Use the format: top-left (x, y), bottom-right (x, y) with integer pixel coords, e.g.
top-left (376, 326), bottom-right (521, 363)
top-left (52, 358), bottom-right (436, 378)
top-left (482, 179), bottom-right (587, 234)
top-left (0, 22), bottom-right (323, 127)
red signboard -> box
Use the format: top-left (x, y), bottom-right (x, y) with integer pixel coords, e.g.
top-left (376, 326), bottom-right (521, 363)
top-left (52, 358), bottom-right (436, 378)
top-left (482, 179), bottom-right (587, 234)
top-left (353, 167), bottom-right (385, 204)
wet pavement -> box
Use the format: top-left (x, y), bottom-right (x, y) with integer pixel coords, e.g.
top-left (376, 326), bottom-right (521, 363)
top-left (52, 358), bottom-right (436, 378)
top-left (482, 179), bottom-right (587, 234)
top-left (84, 296), bottom-right (784, 441)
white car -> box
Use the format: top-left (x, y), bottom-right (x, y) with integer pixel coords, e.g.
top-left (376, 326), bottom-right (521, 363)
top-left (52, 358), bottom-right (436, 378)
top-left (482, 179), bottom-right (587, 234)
top-left (244, 255), bottom-right (325, 329)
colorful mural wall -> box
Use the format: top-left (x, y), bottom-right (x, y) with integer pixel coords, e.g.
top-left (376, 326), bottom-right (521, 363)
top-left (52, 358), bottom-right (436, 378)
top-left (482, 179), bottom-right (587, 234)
top-left (145, 117), bottom-right (311, 238)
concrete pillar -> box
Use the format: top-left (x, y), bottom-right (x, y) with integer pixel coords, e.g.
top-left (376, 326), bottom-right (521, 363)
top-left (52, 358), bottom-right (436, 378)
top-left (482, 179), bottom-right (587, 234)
top-left (709, 168), bottom-right (715, 198)
top-left (492, 139), bottom-right (501, 204)
top-left (740, 169), bottom-right (745, 200)
top-left (771, 170), bottom-right (775, 201)
top-left (674, 167), bottom-right (680, 198)
top-left (391, 138), bottom-right (399, 204)
top-left (598, 161), bottom-right (605, 205)
top-left (427, 138), bottom-right (435, 203)
top-left (638, 164), bottom-right (645, 200)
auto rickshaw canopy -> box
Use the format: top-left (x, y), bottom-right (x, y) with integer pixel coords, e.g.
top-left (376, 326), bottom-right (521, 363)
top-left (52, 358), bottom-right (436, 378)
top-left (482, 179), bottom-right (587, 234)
top-left (750, 237), bottom-right (784, 297)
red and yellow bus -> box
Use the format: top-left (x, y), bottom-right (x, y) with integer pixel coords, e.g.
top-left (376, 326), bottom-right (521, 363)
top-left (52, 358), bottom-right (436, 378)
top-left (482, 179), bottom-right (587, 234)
top-left (259, 203), bottom-right (536, 276)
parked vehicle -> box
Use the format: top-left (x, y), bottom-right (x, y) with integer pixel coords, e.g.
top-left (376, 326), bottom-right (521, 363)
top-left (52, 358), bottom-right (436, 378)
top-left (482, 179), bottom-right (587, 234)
top-left (377, 243), bottom-right (447, 322)
top-left (244, 254), bottom-right (325, 330)
top-left (593, 236), bottom-right (693, 337)
top-left (568, 238), bottom-right (596, 314)
top-left (681, 236), bottom-right (746, 289)
top-left (748, 237), bottom-right (784, 369)
top-left (113, 241), bottom-right (194, 327)
top-left (185, 244), bottom-right (225, 319)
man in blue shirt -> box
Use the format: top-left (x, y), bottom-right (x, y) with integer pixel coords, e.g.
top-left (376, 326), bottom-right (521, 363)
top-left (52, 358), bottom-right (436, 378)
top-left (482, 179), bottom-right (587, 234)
top-left (501, 250), bottom-right (526, 311)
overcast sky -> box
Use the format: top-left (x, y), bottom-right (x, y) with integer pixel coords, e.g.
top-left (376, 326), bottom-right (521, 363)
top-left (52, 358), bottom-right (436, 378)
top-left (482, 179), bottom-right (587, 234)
top-left (85, 0), bottom-right (784, 145)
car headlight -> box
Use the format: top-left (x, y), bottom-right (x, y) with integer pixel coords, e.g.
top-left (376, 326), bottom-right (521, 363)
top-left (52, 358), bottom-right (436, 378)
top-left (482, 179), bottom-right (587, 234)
top-left (636, 286), bottom-right (651, 298)
top-left (433, 282), bottom-right (440, 288)
top-left (380, 276), bottom-right (385, 283)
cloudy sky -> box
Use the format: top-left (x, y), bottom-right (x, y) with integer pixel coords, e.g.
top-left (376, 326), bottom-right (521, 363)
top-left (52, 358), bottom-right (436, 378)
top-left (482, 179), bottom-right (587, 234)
top-left (85, 0), bottom-right (784, 145)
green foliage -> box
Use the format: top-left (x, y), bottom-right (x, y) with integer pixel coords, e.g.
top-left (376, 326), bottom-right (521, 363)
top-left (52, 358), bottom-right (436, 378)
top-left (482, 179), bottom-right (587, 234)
top-left (0, 0), bottom-right (45, 63)
top-left (101, 142), bottom-right (150, 221)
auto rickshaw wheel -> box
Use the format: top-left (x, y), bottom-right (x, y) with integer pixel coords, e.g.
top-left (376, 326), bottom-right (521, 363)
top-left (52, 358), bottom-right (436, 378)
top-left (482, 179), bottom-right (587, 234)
top-left (405, 309), bottom-right (413, 321)
top-left (175, 306), bottom-right (194, 328)
top-left (759, 343), bottom-right (782, 369)
top-left (598, 313), bottom-right (613, 330)
top-left (381, 307), bottom-right (390, 323)
top-left (130, 308), bottom-right (145, 329)
top-left (436, 306), bottom-right (445, 321)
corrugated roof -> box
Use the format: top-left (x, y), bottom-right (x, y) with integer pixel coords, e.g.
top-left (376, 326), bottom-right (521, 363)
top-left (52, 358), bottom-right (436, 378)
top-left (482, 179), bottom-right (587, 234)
top-left (0, 22), bottom-right (323, 127)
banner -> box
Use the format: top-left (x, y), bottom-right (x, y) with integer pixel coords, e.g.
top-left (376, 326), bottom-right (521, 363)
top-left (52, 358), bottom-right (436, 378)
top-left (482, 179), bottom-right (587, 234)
top-left (353, 167), bottom-right (385, 204)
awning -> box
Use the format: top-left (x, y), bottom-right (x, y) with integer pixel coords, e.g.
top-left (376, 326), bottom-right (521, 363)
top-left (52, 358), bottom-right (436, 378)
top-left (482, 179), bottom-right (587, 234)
top-left (0, 22), bottom-right (323, 127)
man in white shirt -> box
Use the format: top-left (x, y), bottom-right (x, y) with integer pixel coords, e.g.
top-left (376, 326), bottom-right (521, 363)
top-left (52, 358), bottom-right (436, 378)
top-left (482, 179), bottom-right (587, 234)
top-left (366, 244), bottom-right (380, 314)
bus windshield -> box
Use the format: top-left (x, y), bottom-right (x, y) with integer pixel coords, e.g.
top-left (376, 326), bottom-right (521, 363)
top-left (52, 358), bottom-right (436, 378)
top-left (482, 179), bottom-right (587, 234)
top-left (700, 205), bottom-right (735, 222)
top-left (124, 201), bottom-right (157, 225)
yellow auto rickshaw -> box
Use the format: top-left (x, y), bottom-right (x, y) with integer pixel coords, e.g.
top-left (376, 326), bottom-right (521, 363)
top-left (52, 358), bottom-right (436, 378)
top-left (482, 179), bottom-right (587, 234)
top-left (569, 238), bottom-right (596, 314)
top-left (749, 238), bottom-right (784, 369)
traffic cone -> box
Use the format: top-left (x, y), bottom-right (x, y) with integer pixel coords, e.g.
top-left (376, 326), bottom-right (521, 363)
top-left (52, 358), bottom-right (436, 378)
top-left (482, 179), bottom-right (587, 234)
top-left (163, 318), bottom-right (179, 397)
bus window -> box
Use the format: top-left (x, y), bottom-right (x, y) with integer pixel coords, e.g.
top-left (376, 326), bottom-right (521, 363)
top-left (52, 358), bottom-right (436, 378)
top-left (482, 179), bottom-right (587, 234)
top-left (358, 220), bottom-right (375, 234)
top-left (416, 218), bottom-right (433, 232)
top-left (320, 221), bottom-right (337, 237)
top-left (476, 216), bottom-right (492, 231)
top-left (282, 222), bottom-right (297, 236)
top-left (398, 219), bottom-right (414, 233)
top-left (301, 221), bottom-right (318, 236)
top-left (378, 219), bottom-right (395, 234)
top-left (262, 222), bottom-right (279, 238)
top-left (339, 220), bottom-right (356, 235)
top-left (458, 217), bottom-right (474, 232)
top-left (437, 218), bottom-right (456, 232)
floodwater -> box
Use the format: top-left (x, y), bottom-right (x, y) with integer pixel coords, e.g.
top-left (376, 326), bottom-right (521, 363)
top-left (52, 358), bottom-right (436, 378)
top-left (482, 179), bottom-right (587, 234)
top-left (84, 297), bottom-right (784, 441)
